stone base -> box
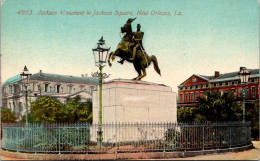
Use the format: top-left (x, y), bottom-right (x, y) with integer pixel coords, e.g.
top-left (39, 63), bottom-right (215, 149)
top-left (93, 79), bottom-right (177, 123)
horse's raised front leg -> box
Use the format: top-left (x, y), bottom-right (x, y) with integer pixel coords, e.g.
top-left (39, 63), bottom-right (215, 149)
top-left (108, 51), bottom-right (116, 67)
top-left (108, 52), bottom-right (113, 67)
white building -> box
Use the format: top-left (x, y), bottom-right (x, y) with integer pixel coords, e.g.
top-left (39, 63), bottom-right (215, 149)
top-left (2, 70), bottom-right (98, 119)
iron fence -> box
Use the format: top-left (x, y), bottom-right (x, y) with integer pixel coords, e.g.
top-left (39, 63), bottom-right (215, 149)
top-left (2, 122), bottom-right (251, 153)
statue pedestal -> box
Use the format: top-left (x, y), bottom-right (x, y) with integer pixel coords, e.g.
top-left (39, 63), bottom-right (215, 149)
top-left (92, 79), bottom-right (177, 123)
top-left (92, 79), bottom-right (177, 142)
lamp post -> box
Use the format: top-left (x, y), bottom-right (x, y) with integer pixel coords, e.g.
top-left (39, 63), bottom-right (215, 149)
top-left (20, 65), bottom-right (32, 124)
top-left (92, 36), bottom-right (110, 150)
top-left (238, 67), bottom-right (251, 123)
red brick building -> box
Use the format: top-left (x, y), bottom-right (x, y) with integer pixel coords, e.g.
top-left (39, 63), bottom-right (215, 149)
top-left (178, 68), bottom-right (259, 107)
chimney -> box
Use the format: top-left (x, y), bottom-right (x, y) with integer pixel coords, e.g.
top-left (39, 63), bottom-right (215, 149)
top-left (215, 71), bottom-right (220, 78)
top-left (39, 70), bottom-right (42, 76)
top-left (85, 74), bottom-right (88, 78)
top-left (81, 74), bottom-right (84, 77)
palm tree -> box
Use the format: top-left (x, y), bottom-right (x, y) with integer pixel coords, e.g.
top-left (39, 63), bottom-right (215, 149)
top-left (197, 91), bottom-right (242, 122)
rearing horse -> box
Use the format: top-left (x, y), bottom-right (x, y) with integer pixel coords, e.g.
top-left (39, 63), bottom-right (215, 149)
top-left (108, 18), bottom-right (161, 80)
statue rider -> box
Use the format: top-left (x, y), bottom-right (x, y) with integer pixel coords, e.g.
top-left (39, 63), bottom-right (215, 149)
top-left (130, 24), bottom-right (144, 61)
top-left (118, 23), bottom-right (145, 64)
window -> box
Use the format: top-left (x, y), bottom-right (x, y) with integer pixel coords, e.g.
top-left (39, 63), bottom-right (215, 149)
top-left (9, 85), bottom-right (12, 93)
top-left (200, 92), bottom-right (204, 98)
top-left (190, 93), bottom-right (194, 102)
top-left (225, 82), bottom-right (228, 86)
top-left (45, 84), bottom-right (49, 92)
top-left (185, 93), bottom-right (189, 103)
top-left (232, 81), bottom-right (235, 85)
top-left (181, 94), bottom-right (184, 103)
top-left (68, 86), bottom-right (73, 94)
top-left (245, 88), bottom-right (249, 98)
top-left (19, 102), bottom-right (23, 114)
top-left (252, 87), bottom-right (256, 98)
top-left (196, 92), bottom-right (199, 101)
top-left (179, 94), bottom-right (182, 103)
top-left (13, 85), bottom-right (16, 93)
top-left (56, 85), bottom-right (60, 93)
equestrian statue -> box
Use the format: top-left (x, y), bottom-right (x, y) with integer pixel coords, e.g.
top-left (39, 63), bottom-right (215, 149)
top-left (108, 18), bottom-right (161, 80)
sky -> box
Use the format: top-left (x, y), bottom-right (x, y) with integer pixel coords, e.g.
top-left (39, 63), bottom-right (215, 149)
top-left (1, 0), bottom-right (259, 92)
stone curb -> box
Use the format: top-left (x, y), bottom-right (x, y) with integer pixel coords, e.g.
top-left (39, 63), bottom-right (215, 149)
top-left (1, 144), bottom-right (253, 160)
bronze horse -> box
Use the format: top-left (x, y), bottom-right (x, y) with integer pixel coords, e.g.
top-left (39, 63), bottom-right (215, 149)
top-left (108, 19), bottom-right (161, 80)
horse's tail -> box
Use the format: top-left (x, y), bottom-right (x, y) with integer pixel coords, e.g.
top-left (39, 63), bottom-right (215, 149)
top-left (151, 55), bottom-right (161, 76)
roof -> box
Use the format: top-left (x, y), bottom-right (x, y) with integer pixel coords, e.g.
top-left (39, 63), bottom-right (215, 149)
top-left (179, 69), bottom-right (259, 86)
top-left (197, 75), bottom-right (215, 80)
top-left (212, 69), bottom-right (259, 83)
top-left (3, 72), bottom-right (98, 86)
top-left (3, 74), bottom-right (21, 86)
top-left (179, 74), bottom-right (210, 86)
top-left (31, 72), bottom-right (98, 85)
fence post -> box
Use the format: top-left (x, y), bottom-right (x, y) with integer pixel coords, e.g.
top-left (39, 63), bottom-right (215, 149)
top-left (59, 125), bottom-right (61, 154)
top-left (202, 125), bottom-right (205, 150)
top-left (229, 126), bottom-right (231, 149)
top-left (17, 126), bottom-right (19, 152)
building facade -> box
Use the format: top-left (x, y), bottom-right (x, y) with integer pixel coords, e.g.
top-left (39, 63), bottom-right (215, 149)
top-left (2, 70), bottom-right (98, 119)
top-left (178, 68), bottom-right (259, 107)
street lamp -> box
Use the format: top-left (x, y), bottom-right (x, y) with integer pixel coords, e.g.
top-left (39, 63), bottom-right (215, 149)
top-left (20, 65), bottom-right (32, 124)
top-left (92, 36), bottom-right (110, 150)
top-left (238, 67), bottom-right (251, 122)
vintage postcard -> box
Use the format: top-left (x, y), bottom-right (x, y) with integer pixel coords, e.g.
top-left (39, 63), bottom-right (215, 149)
top-left (1, 0), bottom-right (259, 160)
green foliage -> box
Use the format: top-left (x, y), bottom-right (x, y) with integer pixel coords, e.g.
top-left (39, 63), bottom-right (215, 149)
top-left (178, 91), bottom-right (243, 122)
top-left (28, 96), bottom-right (63, 123)
top-left (1, 108), bottom-right (17, 123)
top-left (59, 95), bottom-right (92, 123)
top-left (197, 91), bottom-right (242, 121)
top-left (246, 101), bottom-right (259, 138)
top-left (28, 96), bottom-right (92, 123)
top-left (16, 124), bottom-right (90, 152)
top-left (178, 107), bottom-right (198, 122)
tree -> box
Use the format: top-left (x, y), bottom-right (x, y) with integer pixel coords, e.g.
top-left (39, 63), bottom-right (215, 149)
top-left (28, 96), bottom-right (93, 123)
top-left (178, 107), bottom-right (198, 122)
top-left (28, 96), bottom-right (63, 123)
top-left (246, 101), bottom-right (259, 139)
top-left (197, 91), bottom-right (242, 122)
top-left (59, 95), bottom-right (92, 123)
top-left (1, 108), bottom-right (17, 123)
top-left (178, 91), bottom-right (243, 122)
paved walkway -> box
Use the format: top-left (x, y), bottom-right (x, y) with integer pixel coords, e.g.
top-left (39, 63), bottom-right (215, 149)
top-left (158, 141), bottom-right (260, 160)
top-left (1, 141), bottom-right (259, 160)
